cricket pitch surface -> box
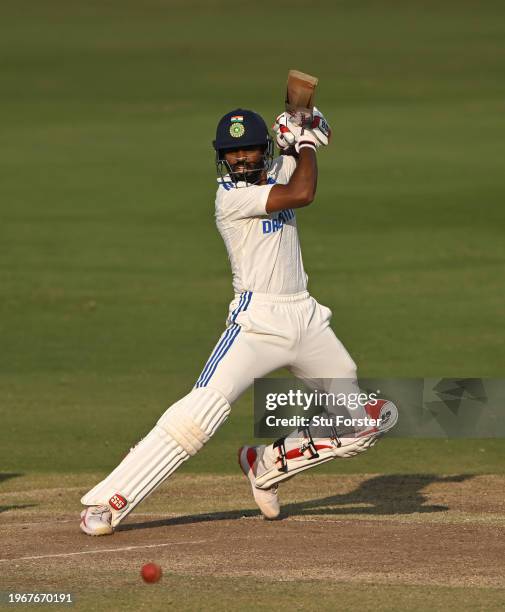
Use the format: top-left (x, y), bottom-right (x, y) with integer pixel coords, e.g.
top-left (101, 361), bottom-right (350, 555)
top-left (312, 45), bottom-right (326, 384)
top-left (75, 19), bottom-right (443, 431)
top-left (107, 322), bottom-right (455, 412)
top-left (1, 473), bottom-right (504, 610)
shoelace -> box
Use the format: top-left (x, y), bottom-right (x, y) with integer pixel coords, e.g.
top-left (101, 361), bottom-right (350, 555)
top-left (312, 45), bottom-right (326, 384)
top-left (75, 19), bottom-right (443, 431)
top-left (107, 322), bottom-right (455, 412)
top-left (90, 506), bottom-right (110, 519)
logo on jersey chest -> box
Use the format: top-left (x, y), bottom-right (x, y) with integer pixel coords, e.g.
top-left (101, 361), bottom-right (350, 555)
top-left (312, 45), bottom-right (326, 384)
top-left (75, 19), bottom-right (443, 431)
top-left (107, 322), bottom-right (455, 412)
top-left (262, 209), bottom-right (295, 234)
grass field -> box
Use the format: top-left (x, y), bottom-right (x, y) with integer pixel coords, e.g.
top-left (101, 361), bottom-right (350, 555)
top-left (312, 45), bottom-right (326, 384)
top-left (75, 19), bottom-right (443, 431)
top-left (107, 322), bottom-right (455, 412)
top-left (1, 1), bottom-right (504, 609)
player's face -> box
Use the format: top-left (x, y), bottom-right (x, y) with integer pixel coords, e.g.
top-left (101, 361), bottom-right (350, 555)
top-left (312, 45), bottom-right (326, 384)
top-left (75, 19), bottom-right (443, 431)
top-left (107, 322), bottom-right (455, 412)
top-left (223, 146), bottom-right (264, 173)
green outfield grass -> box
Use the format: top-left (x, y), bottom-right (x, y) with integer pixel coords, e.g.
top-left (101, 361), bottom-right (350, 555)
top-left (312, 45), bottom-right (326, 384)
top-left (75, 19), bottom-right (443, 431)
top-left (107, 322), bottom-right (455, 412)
top-left (1, 0), bottom-right (504, 476)
top-left (10, 576), bottom-right (505, 612)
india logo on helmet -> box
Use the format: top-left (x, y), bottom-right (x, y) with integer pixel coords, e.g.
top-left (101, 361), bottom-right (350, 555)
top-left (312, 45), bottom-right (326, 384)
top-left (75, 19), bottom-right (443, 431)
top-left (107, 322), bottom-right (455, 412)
top-left (229, 123), bottom-right (245, 138)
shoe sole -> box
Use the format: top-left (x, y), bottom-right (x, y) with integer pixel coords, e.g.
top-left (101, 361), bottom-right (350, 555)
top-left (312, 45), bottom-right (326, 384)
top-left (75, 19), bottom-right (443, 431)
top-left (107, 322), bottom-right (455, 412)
top-left (79, 522), bottom-right (114, 536)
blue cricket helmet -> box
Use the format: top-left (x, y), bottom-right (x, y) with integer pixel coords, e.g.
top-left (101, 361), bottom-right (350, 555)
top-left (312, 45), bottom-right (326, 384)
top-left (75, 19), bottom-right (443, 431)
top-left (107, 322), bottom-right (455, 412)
top-left (213, 108), bottom-right (271, 152)
top-left (213, 108), bottom-right (274, 186)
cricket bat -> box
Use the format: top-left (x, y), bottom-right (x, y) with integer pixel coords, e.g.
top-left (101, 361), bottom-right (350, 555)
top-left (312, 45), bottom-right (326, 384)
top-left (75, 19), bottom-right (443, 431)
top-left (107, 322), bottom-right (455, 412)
top-left (285, 69), bottom-right (318, 127)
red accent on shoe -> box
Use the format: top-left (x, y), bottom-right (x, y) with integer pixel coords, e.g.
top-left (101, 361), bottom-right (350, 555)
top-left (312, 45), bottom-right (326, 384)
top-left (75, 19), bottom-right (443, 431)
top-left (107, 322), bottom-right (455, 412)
top-left (238, 446), bottom-right (258, 476)
top-left (246, 447), bottom-right (257, 470)
top-left (108, 493), bottom-right (127, 511)
top-left (364, 399), bottom-right (388, 421)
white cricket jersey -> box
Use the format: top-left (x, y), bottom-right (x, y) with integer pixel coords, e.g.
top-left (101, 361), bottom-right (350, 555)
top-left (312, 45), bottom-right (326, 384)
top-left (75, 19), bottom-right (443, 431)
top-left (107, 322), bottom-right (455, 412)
top-left (215, 155), bottom-right (308, 295)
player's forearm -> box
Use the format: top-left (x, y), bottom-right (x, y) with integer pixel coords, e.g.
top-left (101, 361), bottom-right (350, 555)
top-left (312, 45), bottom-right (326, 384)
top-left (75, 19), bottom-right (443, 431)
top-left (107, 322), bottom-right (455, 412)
top-left (265, 148), bottom-right (318, 213)
top-left (292, 147), bottom-right (318, 203)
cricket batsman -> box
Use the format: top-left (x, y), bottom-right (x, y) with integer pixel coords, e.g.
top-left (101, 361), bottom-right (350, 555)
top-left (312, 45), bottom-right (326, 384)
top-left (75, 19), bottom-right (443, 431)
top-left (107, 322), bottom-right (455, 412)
top-left (80, 104), bottom-right (397, 535)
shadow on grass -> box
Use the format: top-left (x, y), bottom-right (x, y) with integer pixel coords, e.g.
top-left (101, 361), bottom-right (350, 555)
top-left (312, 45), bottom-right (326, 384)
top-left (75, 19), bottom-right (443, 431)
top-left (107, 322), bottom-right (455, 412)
top-left (0, 473), bottom-right (23, 485)
top-left (0, 474), bottom-right (37, 514)
top-left (0, 504), bottom-right (37, 514)
top-left (119, 473), bottom-right (473, 533)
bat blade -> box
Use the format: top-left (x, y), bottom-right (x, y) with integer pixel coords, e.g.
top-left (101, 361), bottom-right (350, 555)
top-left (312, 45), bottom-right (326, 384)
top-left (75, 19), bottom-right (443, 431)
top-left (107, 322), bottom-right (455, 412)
top-left (285, 69), bottom-right (318, 126)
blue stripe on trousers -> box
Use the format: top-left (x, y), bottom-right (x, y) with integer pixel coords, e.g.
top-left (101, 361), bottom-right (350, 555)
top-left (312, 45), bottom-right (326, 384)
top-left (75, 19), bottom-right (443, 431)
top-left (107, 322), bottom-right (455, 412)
top-left (195, 291), bottom-right (251, 387)
top-left (195, 324), bottom-right (238, 388)
top-left (231, 291), bottom-right (252, 322)
top-left (195, 293), bottom-right (246, 386)
top-left (198, 323), bottom-right (242, 387)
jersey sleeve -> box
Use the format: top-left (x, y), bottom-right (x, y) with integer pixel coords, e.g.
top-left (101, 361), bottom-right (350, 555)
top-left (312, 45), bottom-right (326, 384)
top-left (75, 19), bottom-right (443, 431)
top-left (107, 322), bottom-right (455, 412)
top-left (268, 154), bottom-right (297, 185)
top-left (277, 154), bottom-right (297, 184)
top-left (216, 184), bottom-right (273, 221)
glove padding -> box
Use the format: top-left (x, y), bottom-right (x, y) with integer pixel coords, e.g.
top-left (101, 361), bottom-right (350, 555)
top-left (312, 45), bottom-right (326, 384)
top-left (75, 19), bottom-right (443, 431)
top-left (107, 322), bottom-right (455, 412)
top-left (272, 107), bottom-right (331, 152)
top-left (272, 113), bottom-right (296, 150)
top-left (273, 113), bottom-right (312, 152)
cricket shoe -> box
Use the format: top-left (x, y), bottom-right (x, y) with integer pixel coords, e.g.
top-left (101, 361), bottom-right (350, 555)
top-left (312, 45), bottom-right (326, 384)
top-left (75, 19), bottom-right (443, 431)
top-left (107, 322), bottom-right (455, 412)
top-left (238, 446), bottom-right (281, 520)
top-left (356, 399), bottom-right (398, 440)
top-left (80, 505), bottom-right (114, 536)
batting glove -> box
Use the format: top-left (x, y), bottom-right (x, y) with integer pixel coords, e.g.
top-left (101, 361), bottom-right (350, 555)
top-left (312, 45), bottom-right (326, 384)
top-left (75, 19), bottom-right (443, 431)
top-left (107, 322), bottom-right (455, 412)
top-left (295, 131), bottom-right (319, 153)
top-left (273, 108), bottom-right (331, 152)
top-left (272, 112), bottom-right (296, 150)
top-left (308, 107), bottom-right (331, 146)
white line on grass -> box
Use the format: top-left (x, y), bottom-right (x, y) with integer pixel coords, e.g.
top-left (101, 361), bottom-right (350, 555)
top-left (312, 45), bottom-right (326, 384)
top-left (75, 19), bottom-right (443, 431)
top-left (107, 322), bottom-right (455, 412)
top-left (0, 540), bottom-right (208, 563)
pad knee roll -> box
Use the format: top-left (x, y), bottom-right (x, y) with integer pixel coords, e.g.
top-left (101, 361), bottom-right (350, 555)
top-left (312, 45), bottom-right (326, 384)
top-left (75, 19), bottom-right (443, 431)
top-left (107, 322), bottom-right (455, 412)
top-left (157, 387), bottom-right (230, 455)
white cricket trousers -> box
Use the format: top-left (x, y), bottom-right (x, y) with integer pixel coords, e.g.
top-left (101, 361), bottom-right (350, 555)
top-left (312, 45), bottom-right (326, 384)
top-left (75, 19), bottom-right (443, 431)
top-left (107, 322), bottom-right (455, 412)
top-left (194, 290), bottom-right (358, 401)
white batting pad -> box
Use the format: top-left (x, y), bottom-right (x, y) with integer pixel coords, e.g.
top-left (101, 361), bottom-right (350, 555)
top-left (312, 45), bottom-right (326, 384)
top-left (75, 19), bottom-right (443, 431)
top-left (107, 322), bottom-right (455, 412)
top-left (255, 401), bottom-right (398, 489)
top-left (253, 433), bottom-right (374, 490)
top-left (81, 387), bottom-right (230, 526)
